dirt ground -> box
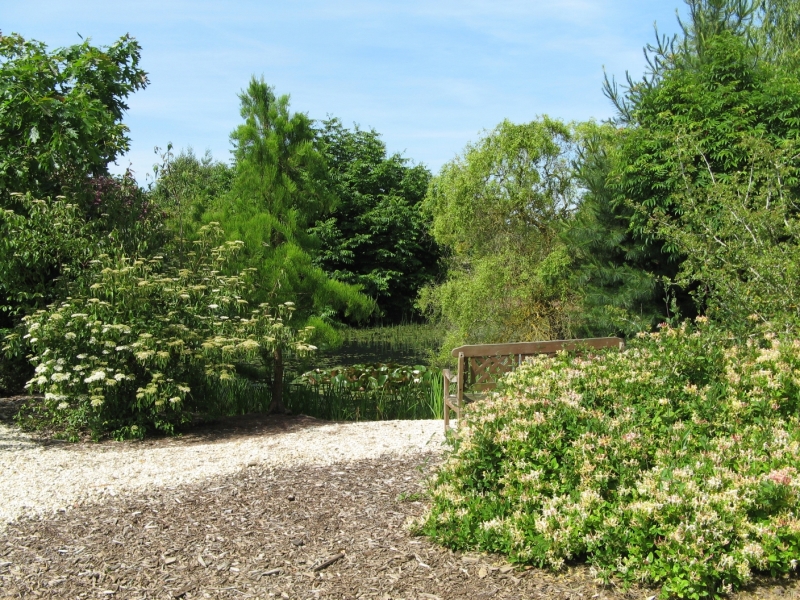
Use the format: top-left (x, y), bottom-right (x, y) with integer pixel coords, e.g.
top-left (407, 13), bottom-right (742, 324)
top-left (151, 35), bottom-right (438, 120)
top-left (2, 410), bottom-right (800, 599)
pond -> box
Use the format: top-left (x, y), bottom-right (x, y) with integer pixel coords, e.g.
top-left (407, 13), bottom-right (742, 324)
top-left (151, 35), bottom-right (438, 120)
top-left (281, 324), bottom-right (446, 421)
top-left (293, 323), bottom-right (443, 371)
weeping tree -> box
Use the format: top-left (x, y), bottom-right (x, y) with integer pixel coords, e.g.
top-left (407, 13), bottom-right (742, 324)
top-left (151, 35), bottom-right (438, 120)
top-left (420, 117), bottom-right (581, 354)
top-left (208, 78), bottom-right (374, 411)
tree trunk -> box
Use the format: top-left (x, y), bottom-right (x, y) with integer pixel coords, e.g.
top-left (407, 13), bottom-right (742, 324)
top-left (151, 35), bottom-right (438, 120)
top-left (269, 346), bottom-right (285, 414)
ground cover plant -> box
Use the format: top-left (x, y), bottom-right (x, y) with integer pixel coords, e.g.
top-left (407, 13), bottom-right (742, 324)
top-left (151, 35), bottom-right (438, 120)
top-left (293, 362), bottom-right (443, 420)
top-left (417, 319), bottom-right (800, 598)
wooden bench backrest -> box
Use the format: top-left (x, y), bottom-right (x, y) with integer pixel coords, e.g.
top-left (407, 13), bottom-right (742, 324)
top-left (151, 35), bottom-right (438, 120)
top-left (451, 337), bottom-right (624, 392)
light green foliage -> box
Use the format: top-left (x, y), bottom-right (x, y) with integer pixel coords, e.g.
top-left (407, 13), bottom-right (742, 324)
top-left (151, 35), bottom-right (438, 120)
top-left (756, 0), bottom-right (800, 67)
top-left (198, 79), bottom-right (375, 410)
top-left (229, 78), bottom-right (333, 231)
top-left (418, 320), bottom-right (800, 597)
top-left (6, 223), bottom-right (314, 439)
top-left (420, 118), bottom-right (580, 351)
top-left (650, 134), bottom-right (800, 331)
top-left (148, 146), bottom-right (234, 252)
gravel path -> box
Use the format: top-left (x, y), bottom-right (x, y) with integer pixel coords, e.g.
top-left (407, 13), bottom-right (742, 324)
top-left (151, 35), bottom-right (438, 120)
top-left (3, 413), bottom-right (800, 598)
top-left (1, 417), bottom-right (445, 531)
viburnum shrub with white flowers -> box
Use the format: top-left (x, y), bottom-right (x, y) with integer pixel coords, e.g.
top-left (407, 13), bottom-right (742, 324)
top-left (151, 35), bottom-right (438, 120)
top-left (6, 223), bottom-right (315, 440)
top-left (416, 318), bottom-right (800, 598)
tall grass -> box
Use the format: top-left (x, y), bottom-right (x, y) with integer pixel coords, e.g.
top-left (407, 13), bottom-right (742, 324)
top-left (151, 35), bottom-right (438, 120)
top-left (426, 369), bottom-right (444, 420)
top-left (199, 366), bottom-right (444, 422)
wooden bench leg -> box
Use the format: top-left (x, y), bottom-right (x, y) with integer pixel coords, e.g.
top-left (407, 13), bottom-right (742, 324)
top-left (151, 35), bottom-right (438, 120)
top-left (443, 369), bottom-right (451, 432)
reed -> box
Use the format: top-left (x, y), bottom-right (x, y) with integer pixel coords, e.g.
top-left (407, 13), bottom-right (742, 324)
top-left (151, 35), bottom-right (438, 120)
top-left (200, 325), bottom-right (445, 422)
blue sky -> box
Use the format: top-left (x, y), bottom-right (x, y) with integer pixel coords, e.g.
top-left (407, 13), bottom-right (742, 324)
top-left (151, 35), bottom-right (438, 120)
top-left (4, 1), bottom-right (686, 180)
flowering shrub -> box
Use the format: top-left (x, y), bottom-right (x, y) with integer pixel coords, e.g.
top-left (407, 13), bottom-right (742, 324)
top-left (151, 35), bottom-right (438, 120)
top-left (417, 319), bottom-right (800, 598)
top-left (4, 223), bottom-right (315, 439)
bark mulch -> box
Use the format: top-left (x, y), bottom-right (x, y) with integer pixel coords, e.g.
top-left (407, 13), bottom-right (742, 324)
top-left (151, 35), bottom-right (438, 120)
top-left (2, 414), bottom-right (800, 599)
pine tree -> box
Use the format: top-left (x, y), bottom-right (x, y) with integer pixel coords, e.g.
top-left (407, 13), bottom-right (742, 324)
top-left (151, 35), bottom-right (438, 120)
top-left (208, 78), bottom-right (374, 412)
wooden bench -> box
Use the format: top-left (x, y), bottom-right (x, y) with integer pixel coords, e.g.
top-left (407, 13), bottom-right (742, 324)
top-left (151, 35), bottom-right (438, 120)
top-left (443, 337), bottom-right (624, 431)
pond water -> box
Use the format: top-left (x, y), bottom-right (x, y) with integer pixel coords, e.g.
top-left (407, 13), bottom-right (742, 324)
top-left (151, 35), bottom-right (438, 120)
top-left (287, 324), bottom-right (442, 373)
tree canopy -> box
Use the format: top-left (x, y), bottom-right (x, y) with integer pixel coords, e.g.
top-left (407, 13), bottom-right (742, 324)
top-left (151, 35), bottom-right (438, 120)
top-left (312, 118), bottom-right (441, 323)
top-left (567, 8), bottom-right (800, 334)
top-left (420, 118), bottom-right (580, 349)
top-left (0, 32), bottom-right (148, 207)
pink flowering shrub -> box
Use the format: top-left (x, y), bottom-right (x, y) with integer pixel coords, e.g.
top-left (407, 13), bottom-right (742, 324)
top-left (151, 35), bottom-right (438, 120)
top-left (417, 319), bottom-right (800, 598)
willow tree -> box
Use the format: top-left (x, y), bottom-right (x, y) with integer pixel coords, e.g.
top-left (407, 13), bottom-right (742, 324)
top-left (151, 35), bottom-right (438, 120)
top-left (209, 78), bottom-right (374, 412)
top-left (419, 117), bottom-right (580, 354)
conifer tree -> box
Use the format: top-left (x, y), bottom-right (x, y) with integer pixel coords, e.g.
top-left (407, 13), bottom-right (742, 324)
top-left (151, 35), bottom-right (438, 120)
top-left (208, 78), bottom-right (374, 412)
top-left (567, 1), bottom-right (800, 333)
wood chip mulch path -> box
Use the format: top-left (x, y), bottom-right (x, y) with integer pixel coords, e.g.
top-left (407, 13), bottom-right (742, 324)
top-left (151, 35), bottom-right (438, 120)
top-left (2, 414), bottom-right (800, 599)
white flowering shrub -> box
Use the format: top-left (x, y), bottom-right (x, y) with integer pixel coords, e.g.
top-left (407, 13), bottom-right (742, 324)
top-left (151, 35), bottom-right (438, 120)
top-left (9, 223), bottom-right (314, 439)
top-left (418, 319), bottom-right (800, 598)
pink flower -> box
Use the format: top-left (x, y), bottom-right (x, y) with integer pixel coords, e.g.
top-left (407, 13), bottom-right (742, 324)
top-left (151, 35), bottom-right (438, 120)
top-left (767, 469), bottom-right (793, 486)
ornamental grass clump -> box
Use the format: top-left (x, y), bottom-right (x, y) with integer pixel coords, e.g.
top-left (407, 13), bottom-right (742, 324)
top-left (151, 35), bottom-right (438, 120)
top-left (417, 319), bottom-right (800, 598)
top-left (5, 223), bottom-right (314, 440)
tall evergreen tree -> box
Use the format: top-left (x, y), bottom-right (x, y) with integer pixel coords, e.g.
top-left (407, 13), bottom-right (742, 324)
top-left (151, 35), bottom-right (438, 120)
top-left (207, 78), bottom-right (374, 412)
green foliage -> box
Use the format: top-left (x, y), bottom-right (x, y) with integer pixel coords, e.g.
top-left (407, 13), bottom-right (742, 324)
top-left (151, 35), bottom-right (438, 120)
top-left (312, 118), bottom-right (441, 322)
top-left (300, 362), bottom-right (437, 392)
top-left (292, 362), bottom-right (442, 420)
top-left (420, 118), bottom-right (581, 351)
top-left (230, 78), bottom-right (333, 230)
top-left (6, 223), bottom-right (315, 439)
top-left (572, 28), bottom-right (800, 333)
top-left (0, 32), bottom-right (147, 206)
top-left (755, 0), bottom-right (800, 67)
top-left (194, 79), bottom-right (376, 409)
top-left (418, 320), bottom-right (800, 597)
top-left (147, 146), bottom-right (234, 251)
